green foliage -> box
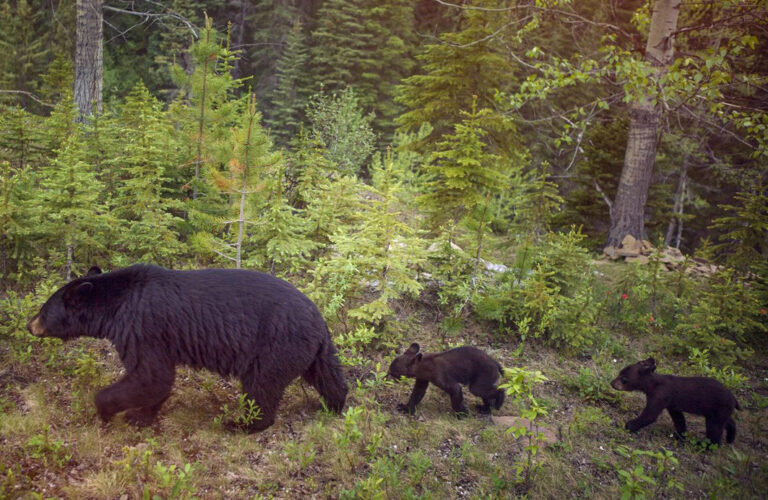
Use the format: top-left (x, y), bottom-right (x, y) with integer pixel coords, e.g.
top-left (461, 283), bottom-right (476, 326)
top-left (111, 82), bottom-right (184, 267)
top-left (215, 393), bottom-right (262, 429)
top-left (306, 88), bottom-right (377, 177)
top-left (613, 445), bottom-right (683, 500)
top-left (475, 228), bottom-right (601, 353)
top-left (25, 426), bottom-right (71, 468)
top-left (687, 348), bottom-right (749, 392)
top-left (499, 366), bottom-right (548, 491)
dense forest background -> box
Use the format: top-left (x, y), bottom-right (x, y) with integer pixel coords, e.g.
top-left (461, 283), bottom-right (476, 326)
top-left (1, 0), bottom-right (767, 498)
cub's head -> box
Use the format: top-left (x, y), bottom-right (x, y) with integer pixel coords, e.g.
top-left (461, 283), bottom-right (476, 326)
top-left (27, 266), bottom-right (103, 340)
top-left (610, 357), bottom-right (656, 391)
top-left (387, 343), bottom-right (423, 379)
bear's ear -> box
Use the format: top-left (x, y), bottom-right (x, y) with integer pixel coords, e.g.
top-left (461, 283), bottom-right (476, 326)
top-left (406, 343), bottom-right (420, 354)
top-left (75, 282), bottom-right (94, 296)
top-left (86, 266), bottom-right (102, 276)
top-left (415, 353), bottom-right (423, 362)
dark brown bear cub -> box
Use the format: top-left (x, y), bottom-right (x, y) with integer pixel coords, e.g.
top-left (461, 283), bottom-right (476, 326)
top-left (388, 343), bottom-right (505, 416)
top-left (611, 357), bottom-right (740, 445)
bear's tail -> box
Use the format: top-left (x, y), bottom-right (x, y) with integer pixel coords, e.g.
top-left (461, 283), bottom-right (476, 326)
top-left (304, 340), bottom-right (348, 413)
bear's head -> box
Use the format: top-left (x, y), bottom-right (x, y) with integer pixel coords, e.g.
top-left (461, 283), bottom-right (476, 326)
top-left (387, 343), bottom-right (423, 379)
top-left (27, 266), bottom-right (103, 339)
top-left (610, 357), bottom-right (656, 391)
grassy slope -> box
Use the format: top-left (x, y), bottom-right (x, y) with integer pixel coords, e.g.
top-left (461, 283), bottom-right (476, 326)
top-left (1, 289), bottom-right (767, 499)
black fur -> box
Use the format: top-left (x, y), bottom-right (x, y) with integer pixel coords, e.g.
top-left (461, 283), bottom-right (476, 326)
top-left (611, 357), bottom-right (740, 445)
top-left (388, 343), bottom-right (505, 416)
top-left (28, 264), bottom-right (348, 432)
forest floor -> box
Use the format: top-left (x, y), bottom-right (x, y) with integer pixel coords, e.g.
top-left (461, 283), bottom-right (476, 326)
top-left (1, 278), bottom-right (767, 499)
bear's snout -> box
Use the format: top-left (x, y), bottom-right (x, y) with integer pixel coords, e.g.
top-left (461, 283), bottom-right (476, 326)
top-left (610, 377), bottom-right (624, 391)
top-left (27, 315), bottom-right (46, 337)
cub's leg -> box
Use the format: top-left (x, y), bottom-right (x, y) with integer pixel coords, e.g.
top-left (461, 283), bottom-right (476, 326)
top-left (625, 398), bottom-right (665, 433)
top-left (397, 379), bottom-right (429, 415)
top-left (667, 409), bottom-right (687, 439)
top-left (725, 417), bottom-right (737, 443)
top-left (705, 417), bottom-right (725, 446)
top-left (469, 379), bottom-right (503, 414)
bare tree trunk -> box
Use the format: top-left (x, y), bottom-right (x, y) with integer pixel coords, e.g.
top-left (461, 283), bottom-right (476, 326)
top-left (74, 0), bottom-right (103, 120)
top-left (664, 155), bottom-right (688, 246)
top-left (606, 0), bottom-right (681, 247)
top-left (235, 95), bottom-right (258, 269)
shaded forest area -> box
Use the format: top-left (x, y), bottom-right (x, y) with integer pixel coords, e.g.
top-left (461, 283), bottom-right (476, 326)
top-left (1, 0), bottom-right (767, 498)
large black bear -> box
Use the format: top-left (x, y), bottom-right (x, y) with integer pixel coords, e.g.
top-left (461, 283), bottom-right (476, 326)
top-left (388, 343), bottom-right (505, 416)
top-left (28, 265), bottom-right (348, 432)
top-left (611, 357), bottom-right (740, 445)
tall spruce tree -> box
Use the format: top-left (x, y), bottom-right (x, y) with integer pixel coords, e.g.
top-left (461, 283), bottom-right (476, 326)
top-left (265, 19), bottom-right (311, 146)
top-left (396, 0), bottom-right (514, 152)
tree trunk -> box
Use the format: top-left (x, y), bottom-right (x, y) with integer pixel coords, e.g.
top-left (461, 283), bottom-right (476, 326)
top-left (606, 0), bottom-right (681, 247)
top-left (664, 155), bottom-right (688, 247)
top-left (74, 0), bottom-right (103, 120)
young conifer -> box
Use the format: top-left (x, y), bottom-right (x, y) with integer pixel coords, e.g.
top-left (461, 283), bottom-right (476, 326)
top-left (37, 102), bottom-right (108, 280)
top-left (112, 82), bottom-right (184, 267)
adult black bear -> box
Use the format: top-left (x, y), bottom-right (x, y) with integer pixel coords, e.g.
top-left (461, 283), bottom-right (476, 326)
top-left (27, 265), bottom-right (348, 432)
top-left (611, 357), bottom-right (740, 445)
top-left (388, 343), bottom-right (505, 416)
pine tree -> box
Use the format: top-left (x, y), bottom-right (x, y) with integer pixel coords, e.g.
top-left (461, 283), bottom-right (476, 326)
top-left (396, 0), bottom-right (515, 152)
top-left (37, 114), bottom-right (109, 280)
top-left (265, 19), bottom-right (312, 146)
top-left (111, 82), bottom-right (184, 267)
top-left (420, 98), bottom-right (507, 236)
top-left (310, 0), bottom-right (417, 140)
top-left (0, 161), bottom-right (37, 282)
top-left (0, 0), bottom-right (50, 111)
top-left (169, 14), bottom-right (243, 199)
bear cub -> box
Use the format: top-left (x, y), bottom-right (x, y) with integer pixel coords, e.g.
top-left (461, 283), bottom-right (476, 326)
top-left (611, 357), bottom-right (740, 445)
top-left (388, 343), bottom-right (505, 416)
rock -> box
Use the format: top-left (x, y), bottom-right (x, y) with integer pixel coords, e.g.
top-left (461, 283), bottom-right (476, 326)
top-left (603, 246), bottom-right (619, 260)
top-left (641, 240), bottom-right (654, 253)
top-left (491, 415), bottom-right (558, 445)
top-left (625, 255), bottom-right (650, 265)
top-left (617, 235), bottom-right (643, 257)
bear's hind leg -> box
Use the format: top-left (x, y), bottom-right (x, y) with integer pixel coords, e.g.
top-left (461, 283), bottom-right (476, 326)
top-left (236, 378), bottom-right (288, 433)
top-left (667, 409), bottom-right (687, 439)
top-left (95, 365), bottom-right (174, 425)
top-left (469, 380), bottom-right (502, 414)
top-left (725, 417), bottom-right (737, 443)
top-left (705, 418), bottom-right (724, 446)
top-left (302, 343), bottom-right (348, 413)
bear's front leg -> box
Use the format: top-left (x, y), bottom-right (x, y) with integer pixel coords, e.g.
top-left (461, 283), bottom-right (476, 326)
top-left (95, 365), bottom-right (174, 425)
top-left (625, 398), bottom-right (664, 432)
top-left (398, 379), bottom-right (429, 415)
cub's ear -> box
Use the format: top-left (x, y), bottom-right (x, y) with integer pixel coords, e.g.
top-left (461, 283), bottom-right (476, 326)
top-left (640, 357), bottom-right (656, 374)
top-left (406, 343), bottom-right (420, 354)
top-left (415, 353), bottom-right (423, 362)
top-left (86, 266), bottom-right (102, 276)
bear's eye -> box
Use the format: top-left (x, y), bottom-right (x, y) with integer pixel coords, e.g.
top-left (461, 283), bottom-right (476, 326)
top-left (621, 377), bottom-right (629, 383)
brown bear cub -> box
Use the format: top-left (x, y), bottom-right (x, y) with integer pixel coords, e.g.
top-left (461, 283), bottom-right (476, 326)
top-left (611, 357), bottom-right (740, 445)
top-left (388, 343), bottom-right (505, 416)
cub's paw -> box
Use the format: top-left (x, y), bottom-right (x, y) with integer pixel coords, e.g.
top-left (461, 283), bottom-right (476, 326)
top-left (475, 403), bottom-right (492, 415)
top-left (625, 419), bottom-right (640, 432)
top-left (396, 403), bottom-right (413, 415)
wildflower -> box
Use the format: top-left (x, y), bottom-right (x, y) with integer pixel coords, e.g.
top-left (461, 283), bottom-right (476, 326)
top-left (693, 324), bottom-right (699, 329)
top-left (621, 293), bottom-right (628, 300)
top-left (760, 308), bottom-right (767, 315)
top-left (649, 316), bottom-right (655, 323)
